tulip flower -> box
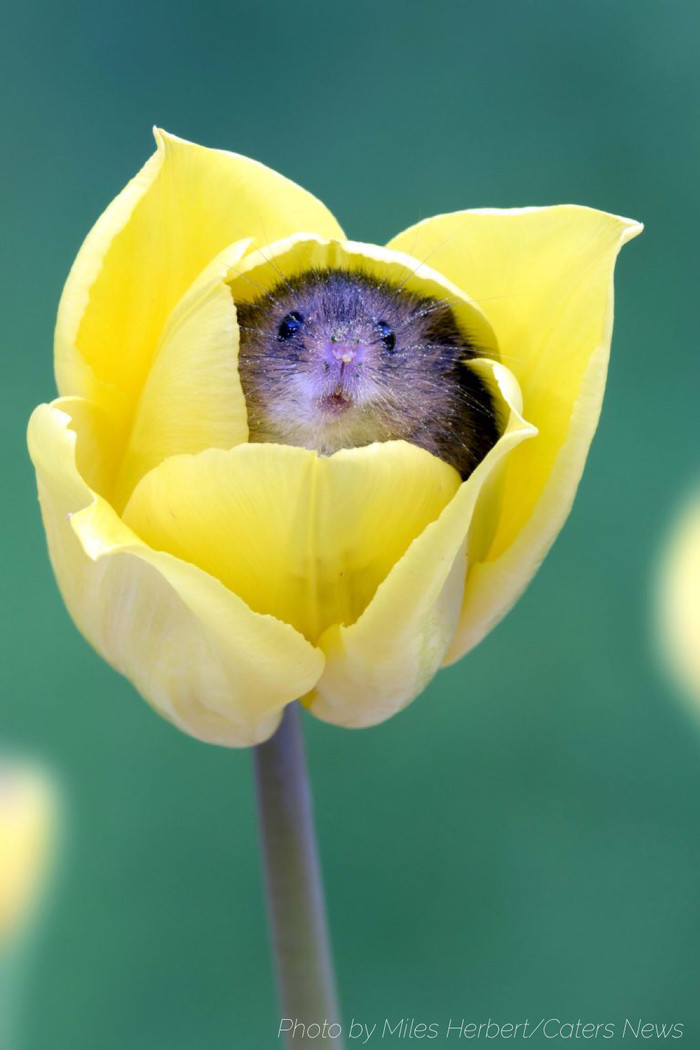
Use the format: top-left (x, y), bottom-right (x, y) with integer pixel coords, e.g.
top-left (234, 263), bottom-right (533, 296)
top-left (27, 130), bottom-right (640, 1041)
top-left (657, 488), bottom-right (700, 705)
top-left (0, 761), bottom-right (57, 1050)
top-left (0, 761), bottom-right (56, 949)
top-left (27, 129), bottom-right (641, 747)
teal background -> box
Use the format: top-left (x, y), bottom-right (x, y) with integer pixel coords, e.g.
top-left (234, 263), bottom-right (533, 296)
top-left (2, 1), bottom-right (699, 1046)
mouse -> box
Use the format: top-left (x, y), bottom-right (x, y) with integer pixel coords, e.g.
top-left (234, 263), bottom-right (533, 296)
top-left (235, 268), bottom-right (499, 478)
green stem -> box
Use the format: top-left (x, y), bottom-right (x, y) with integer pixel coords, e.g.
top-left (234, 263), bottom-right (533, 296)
top-left (254, 702), bottom-right (344, 1048)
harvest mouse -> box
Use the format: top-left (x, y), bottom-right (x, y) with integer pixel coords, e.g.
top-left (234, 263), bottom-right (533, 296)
top-left (236, 268), bottom-right (498, 478)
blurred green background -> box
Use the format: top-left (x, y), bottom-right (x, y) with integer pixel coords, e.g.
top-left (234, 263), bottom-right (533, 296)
top-left (2, 0), bottom-right (699, 1046)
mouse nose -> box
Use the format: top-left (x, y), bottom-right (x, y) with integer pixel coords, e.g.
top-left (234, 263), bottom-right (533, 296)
top-left (333, 348), bottom-right (356, 365)
top-left (330, 342), bottom-right (357, 364)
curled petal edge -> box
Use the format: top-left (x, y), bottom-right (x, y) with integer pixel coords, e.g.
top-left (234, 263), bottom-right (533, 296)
top-left (27, 399), bottom-right (325, 747)
top-left (307, 359), bottom-right (537, 727)
top-left (55, 128), bottom-right (345, 409)
top-left (387, 206), bottom-right (641, 661)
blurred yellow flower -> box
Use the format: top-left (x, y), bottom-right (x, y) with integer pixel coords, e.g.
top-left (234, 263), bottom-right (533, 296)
top-left (0, 761), bottom-right (56, 948)
top-left (657, 488), bottom-right (700, 704)
top-left (27, 130), bottom-right (641, 746)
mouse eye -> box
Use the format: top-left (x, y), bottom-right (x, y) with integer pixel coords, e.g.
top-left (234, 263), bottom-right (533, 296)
top-left (277, 311), bottom-right (303, 341)
top-left (376, 321), bottom-right (396, 352)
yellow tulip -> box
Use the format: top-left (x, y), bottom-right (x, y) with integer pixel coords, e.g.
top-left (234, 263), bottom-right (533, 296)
top-left (657, 488), bottom-right (700, 705)
top-left (0, 761), bottom-right (56, 948)
top-left (27, 130), bottom-right (641, 746)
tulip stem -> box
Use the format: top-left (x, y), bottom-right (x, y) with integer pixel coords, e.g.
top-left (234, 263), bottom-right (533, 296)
top-left (253, 702), bottom-right (343, 1048)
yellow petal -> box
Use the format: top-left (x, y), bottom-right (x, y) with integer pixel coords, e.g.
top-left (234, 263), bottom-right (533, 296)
top-left (55, 129), bottom-right (345, 409)
top-left (0, 762), bottom-right (57, 948)
top-left (388, 206), bottom-right (642, 657)
top-left (308, 360), bottom-right (536, 727)
top-left (123, 441), bottom-right (463, 645)
top-left (657, 488), bottom-right (700, 705)
top-left (27, 400), bottom-right (324, 747)
top-left (112, 238), bottom-right (253, 510)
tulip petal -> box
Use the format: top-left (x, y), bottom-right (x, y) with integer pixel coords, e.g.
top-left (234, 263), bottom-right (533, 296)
top-left (27, 400), bottom-right (324, 747)
top-left (55, 129), bottom-right (345, 409)
top-left (657, 489), bottom-right (700, 704)
top-left (112, 238), bottom-right (253, 509)
top-left (307, 360), bottom-right (537, 727)
top-left (0, 762), bottom-right (57, 947)
top-left (388, 206), bottom-right (642, 657)
top-left (122, 442), bottom-right (463, 645)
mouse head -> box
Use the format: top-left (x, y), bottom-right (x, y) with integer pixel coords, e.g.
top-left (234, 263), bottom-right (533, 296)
top-left (236, 268), bottom-right (477, 451)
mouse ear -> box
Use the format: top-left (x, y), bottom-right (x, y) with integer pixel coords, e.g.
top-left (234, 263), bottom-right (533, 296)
top-left (388, 206), bottom-right (642, 659)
